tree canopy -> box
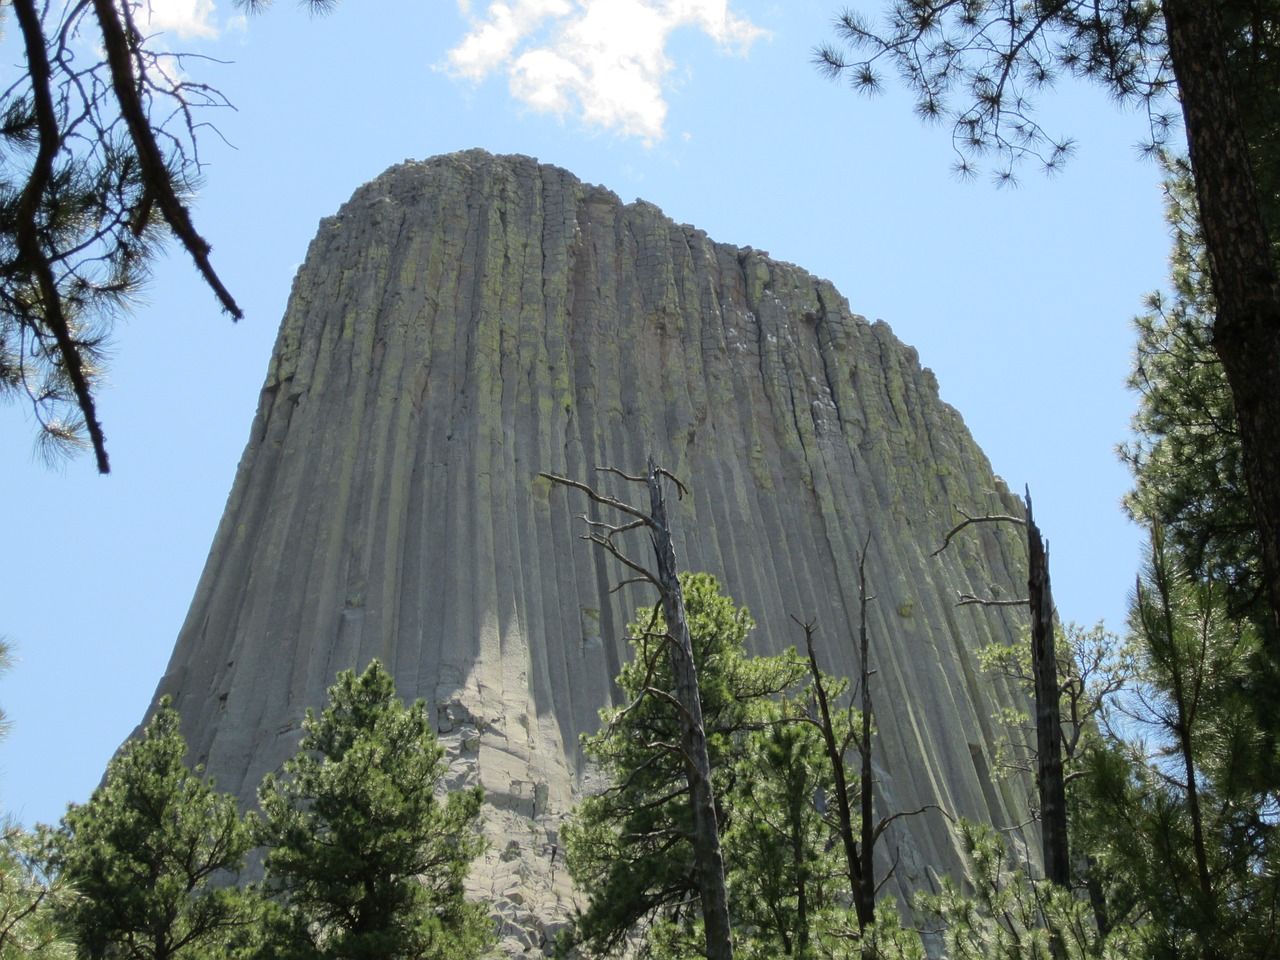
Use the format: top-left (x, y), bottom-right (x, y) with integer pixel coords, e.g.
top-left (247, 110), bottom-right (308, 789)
top-left (256, 661), bottom-right (491, 960)
top-left (562, 572), bottom-right (931, 959)
top-left (45, 699), bottom-right (259, 960)
top-left (563, 572), bottom-right (807, 957)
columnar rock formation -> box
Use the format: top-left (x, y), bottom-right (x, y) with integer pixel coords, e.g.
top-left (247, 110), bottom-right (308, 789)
top-left (150, 150), bottom-right (1035, 954)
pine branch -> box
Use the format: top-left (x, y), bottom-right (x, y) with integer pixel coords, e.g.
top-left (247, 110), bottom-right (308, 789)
top-left (92, 0), bottom-right (241, 320)
top-left (13, 0), bottom-right (110, 473)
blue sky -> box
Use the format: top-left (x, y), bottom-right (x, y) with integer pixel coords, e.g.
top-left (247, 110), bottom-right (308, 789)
top-left (1, 0), bottom-right (1169, 827)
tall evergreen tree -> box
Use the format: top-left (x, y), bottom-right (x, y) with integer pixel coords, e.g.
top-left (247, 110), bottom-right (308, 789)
top-left (255, 661), bottom-right (490, 960)
top-left (1122, 165), bottom-right (1267, 636)
top-left (723, 699), bottom-right (849, 960)
top-left (1119, 163), bottom-right (1280, 788)
top-left (46, 699), bottom-right (259, 960)
top-left (1070, 530), bottom-right (1280, 960)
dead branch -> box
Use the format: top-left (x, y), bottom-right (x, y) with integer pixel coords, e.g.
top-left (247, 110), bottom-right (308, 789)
top-left (582, 516), bottom-right (649, 537)
top-left (610, 577), bottom-right (653, 594)
top-left (932, 510), bottom-right (1026, 557)
top-left (596, 465), bottom-right (649, 484)
top-left (958, 594), bottom-right (1031, 607)
top-left (872, 803), bottom-right (953, 845)
top-left (541, 471), bottom-right (655, 526)
top-left (874, 847), bottom-right (903, 897)
top-left (579, 528), bottom-right (663, 592)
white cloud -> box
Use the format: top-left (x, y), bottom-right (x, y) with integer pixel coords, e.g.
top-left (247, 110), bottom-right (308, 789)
top-left (448, 0), bottom-right (574, 81)
top-left (445, 0), bottom-right (767, 144)
top-left (143, 0), bottom-right (220, 39)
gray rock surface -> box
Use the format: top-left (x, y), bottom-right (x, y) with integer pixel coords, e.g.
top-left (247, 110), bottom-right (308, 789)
top-left (149, 150), bottom-right (1036, 954)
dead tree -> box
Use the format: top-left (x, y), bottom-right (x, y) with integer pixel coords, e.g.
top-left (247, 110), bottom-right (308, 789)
top-left (794, 537), bottom-right (945, 949)
top-left (855, 545), bottom-right (877, 932)
top-left (541, 458), bottom-right (734, 960)
top-left (793, 613), bottom-right (865, 926)
top-left (933, 489), bottom-right (1069, 889)
top-left (1024, 495), bottom-right (1069, 890)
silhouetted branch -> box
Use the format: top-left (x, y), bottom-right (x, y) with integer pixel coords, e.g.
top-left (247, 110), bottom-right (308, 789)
top-left (932, 510), bottom-right (1026, 557)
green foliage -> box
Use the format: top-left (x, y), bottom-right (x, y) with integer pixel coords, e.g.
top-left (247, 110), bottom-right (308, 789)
top-left (563, 572), bottom-right (806, 957)
top-left (564, 572), bottom-right (927, 959)
top-left (815, 0), bottom-right (1173, 183)
top-left (976, 621), bottom-right (1133, 786)
top-left (256, 661), bottom-right (490, 960)
top-left (1121, 165), bottom-right (1267, 634)
top-left (46, 698), bottom-right (260, 960)
top-left (816, 0), bottom-right (1280, 189)
top-left (724, 699), bottom-right (845, 959)
top-left (1069, 530), bottom-right (1280, 960)
top-left (0, 826), bottom-right (71, 960)
top-left (0, 638), bottom-right (12, 742)
top-left (919, 820), bottom-right (1122, 960)
top-left (1, 0), bottom-right (337, 468)
top-left (967, 527), bottom-right (1280, 958)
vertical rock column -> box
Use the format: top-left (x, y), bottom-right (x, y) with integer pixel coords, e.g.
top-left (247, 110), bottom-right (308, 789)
top-left (151, 150), bottom-right (1036, 954)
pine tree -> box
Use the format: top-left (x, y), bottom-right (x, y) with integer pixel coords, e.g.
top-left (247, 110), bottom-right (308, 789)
top-left (562, 572), bottom-right (805, 958)
top-left (1122, 164), bottom-right (1267, 637)
top-left (255, 661), bottom-right (490, 960)
top-left (723, 700), bottom-right (848, 960)
top-left (46, 698), bottom-right (260, 960)
top-left (1070, 530), bottom-right (1280, 960)
top-left (2, 0), bottom-right (331, 468)
top-left (0, 826), bottom-right (71, 960)
top-left (919, 819), bottom-right (1118, 960)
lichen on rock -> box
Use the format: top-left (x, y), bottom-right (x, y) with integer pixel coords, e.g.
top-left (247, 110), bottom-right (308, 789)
top-left (145, 149), bottom-right (1035, 956)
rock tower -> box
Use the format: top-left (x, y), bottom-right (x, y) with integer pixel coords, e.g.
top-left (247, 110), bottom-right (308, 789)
top-left (150, 150), bottom-right (1035, 954)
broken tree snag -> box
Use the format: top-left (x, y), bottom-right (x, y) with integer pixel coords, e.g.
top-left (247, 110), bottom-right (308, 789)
top-left (855, 541), bottom-right (877, 935)
top-left (934, 493), bottom-right (1071, 888)
top-left (644, 457), bottom-right (735, 960)
top-left (1026, 490), bottom-right (1069, 889)
top-left (539, 458), bottom-right (734, 960)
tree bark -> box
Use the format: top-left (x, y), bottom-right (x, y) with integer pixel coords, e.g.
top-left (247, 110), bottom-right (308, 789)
top-left (1026, 492), bottom-right (1069, 888)
top-left (856, 548), bottom-right (877, 936)
top-left (1162, 0), bottom-right (1280, 642)
top-left (646, 457), bottom-right (734, 960)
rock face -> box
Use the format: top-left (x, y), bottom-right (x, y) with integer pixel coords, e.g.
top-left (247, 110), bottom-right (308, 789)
top-left (151, 150), bottom-right (1035, 954)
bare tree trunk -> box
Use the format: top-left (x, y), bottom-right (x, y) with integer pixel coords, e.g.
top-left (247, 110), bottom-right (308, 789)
top-left (540, 461), bottom-right (734, 957)
top-left (856, 547), bottom-right (877, 936)
top-left (1026, 493), bottom-right (1069, 889)
top-left (797, 618), bottom-right (865, 927)
top-left (796, 537), bottom-right (880, 947)
top-left (646, 457), bottom-right (734, 960)
top-left (1162, 0), bottom-right (1280, 643)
